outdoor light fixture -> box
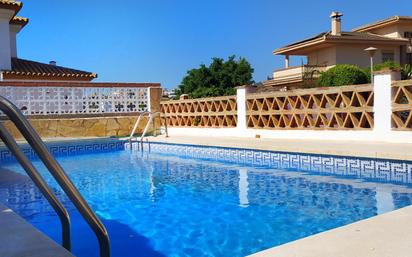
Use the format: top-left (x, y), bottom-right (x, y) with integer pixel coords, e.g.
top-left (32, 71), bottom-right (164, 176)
top-left (364, 47), bottom-right (378, 84)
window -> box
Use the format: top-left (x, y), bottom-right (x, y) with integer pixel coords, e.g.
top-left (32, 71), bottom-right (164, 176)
top-left (404, 32), bottom-right (412, 39)
top-left (382, 51), bottom-right (395, 62)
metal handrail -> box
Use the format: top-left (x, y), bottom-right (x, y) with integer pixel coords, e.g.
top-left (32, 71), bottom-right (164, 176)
top-left (0, 96), bottom-right (110, 257)
top-left (128, 111), bottom-right (151, 141)
top-left (0, 123), bottom-right (71, 251)
top-left (129, 111), bottom-right (168, 150)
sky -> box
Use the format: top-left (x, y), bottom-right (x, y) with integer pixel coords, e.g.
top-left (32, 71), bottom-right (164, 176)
top-left (16, 0), bottom-right (411, 88)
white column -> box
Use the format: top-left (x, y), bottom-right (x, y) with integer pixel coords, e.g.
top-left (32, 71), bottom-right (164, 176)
top-left (0, 9), bottom-right (14, 70)
top-left (285, 55), bottom-right (290, 68)
top-left (373, 71), bottom-right (400, 135)
top-left (238, 168), bottom-right (249, 207)
top-left (236, 86), bottom-right (255, 130)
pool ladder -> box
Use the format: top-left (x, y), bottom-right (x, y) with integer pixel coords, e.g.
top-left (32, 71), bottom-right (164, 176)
top-left (0, 96), bottom-right (110, 257)
top-left (128, 111), bottom-right (168, 151)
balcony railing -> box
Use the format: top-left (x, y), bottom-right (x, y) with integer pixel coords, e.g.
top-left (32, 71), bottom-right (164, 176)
top-left (272, 65), bottom-right (327, 84)
top-left (0, 82), bottom-right (158, 116)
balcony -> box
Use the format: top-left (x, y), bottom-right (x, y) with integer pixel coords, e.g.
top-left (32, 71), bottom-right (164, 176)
top-left (271, 65), bottom-right (327, 85)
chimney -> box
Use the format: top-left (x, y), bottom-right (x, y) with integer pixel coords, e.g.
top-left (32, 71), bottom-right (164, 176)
top-left (330, 11), bottom-right (343, 36)
top-left (9, 24), bottom-right (22, 58)
top-left (0, 9), bottom-right (15, 70)
top-left (49, 61), bottom-right (57, 66)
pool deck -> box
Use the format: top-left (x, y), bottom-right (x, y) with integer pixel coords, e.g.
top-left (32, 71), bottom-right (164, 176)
top-left (248, 205), bottom-right (412, 257)
top-left (0, 203), bottom-right (73, 257)
top-left (148, 135), bottom-right (412, 161)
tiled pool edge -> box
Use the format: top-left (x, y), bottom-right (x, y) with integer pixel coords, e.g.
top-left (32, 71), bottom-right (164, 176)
top-left (0, 138), bottom-right (125, 162)
top-left (1, 138), bottom-right (412, 184)
top-left (133, 141), bottom-right (412, 185)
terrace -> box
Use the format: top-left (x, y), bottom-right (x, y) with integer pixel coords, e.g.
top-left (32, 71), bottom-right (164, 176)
top-left (270, 64), bottom-right (327, 86)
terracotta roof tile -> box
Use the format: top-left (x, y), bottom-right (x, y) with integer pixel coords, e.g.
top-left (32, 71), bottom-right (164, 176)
top-left (10, 16), bottom-right (28, 27)
top-left (1, 58), bottom-right (97, 79)
top-left (0, 0), bottom-right (22, 12)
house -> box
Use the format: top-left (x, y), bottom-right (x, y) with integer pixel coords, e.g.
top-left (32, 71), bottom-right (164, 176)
top-left (262, 12), bottom-right (412, 91)
top-left (0, 0), bottom-right (96, 81)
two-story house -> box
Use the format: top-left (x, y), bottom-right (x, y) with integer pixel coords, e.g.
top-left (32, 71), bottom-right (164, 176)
top-left (263, 12), bottom-right (412, 91)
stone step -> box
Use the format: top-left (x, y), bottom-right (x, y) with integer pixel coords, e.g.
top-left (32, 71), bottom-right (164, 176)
top-left (0, 203), bottom-right (74, 257)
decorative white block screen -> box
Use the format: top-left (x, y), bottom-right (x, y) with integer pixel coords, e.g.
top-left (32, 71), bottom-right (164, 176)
top-left (0, 86), bottom-right (148, 115)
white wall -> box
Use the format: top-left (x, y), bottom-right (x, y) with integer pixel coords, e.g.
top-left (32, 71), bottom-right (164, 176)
top-left (307, 46), bottom-right (337, 66)
top-left (369, 25), bottom-right (401, 38)
top-left (0, 9), bottom-right (14, 70)
top-left (335, 44), bottom-right (401, 68)
top-left (9, 24), bottom-right (21, 58)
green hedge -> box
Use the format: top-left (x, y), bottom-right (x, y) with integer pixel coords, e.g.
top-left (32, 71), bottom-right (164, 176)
top-left (363, 61), bottom-right (402, 82)
top-left (317, 65), bottom-right (369, 87)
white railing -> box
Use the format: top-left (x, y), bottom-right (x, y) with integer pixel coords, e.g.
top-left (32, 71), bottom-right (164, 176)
top-left (0, 86), bottom-right (148, 115)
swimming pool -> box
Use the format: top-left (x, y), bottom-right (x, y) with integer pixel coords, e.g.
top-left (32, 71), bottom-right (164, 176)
top-left (0, 140), bottom-right (412, 257)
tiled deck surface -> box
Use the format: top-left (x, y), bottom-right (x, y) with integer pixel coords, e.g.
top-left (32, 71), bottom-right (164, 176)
top-left (0, 169), bottom-right (73, 257)
top-left (148, 135), bottom-right (412, 161)
top-left (0, 204), bottom-right (73, 257)
top-left (248, 205), bottom-right (412, 257)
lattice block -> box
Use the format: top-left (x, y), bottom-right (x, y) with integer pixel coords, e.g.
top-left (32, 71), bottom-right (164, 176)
top-left (161, 96), bottom-right (237, 127)
top-left (246, 84), bottom-right (374, 130)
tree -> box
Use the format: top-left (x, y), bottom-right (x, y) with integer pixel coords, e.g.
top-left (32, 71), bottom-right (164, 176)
top-left (175, 55), bottom-right (254, 99)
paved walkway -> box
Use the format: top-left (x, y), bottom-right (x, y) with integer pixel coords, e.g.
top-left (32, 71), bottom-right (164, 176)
top-left (248, 205), bottom-right (412, 257)
top-left (149, 135), bottom-right (412, 161)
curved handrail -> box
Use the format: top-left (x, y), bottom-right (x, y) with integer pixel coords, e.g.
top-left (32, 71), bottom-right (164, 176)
top-left (129, 111), bottom-right (168, 146)
top-left (146, 111), bottom-right (168, 139)
top-left (0, 123), bottom-right (71, 251)
top-left (0, 96), bottom-right (110, 257)
top-left (128, 111), bottom-right (151, 141)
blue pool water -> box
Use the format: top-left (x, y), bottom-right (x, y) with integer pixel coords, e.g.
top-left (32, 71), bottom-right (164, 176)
top-left (1, 145), bottom-right (412, 257)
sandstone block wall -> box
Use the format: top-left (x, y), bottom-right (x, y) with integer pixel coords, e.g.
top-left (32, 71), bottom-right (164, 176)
top-left (2, 116), bottom-right (157, 139)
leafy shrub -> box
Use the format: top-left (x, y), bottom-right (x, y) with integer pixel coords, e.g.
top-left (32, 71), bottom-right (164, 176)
top-left (363, 62), bottom-right (410, 82)
top-left (402, 64), bottom-right (412, 80)
top-left (373, 61), bottom-right (402, 72)
top-left (317, 64), bottom-right (369, 87)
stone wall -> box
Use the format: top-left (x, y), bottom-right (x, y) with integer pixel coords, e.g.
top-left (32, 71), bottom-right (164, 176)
top-left (2, 116), bottom-right (154, 139)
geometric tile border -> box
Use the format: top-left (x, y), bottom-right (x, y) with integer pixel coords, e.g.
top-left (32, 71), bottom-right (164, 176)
top-left (127, 142), bottom-right (412, 184)
top-left (0, 138), bottom-right (126, 163)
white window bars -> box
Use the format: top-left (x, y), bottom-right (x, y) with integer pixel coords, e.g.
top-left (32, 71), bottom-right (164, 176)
top-left (0, 86), bottom-right (148, 115)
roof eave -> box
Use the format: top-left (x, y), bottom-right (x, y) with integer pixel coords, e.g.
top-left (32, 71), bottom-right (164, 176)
top-left (326, 37), bottom-right (409, 45)
top-left (351, 16), bottom-right (412, 32)
top-left (10, 16), bottom-right (28, 28)
top-left (0, 1), bottom-right (23, 18)
top-left (273, 36), bottom-right (327, 55)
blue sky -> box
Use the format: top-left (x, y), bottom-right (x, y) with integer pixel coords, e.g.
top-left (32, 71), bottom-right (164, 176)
top-left (17, 0), bottom-right (411, 88)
